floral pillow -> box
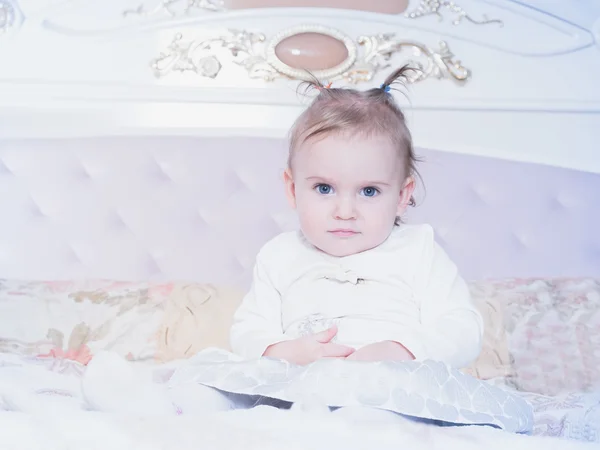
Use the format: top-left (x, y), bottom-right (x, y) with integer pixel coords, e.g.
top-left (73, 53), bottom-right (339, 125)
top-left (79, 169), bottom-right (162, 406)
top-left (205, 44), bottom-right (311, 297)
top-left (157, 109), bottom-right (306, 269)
top-left (0, 279), bottom-right (170, 364)
top-left (463, 283), bottom-right (512, 380)
top-left (498, 278), bottom-right (600, 395)
top-left (0, 279), bottom-right (245, 369)
top-left (3, 276), bottom-right (597, 397)
top-left (0, 277), bottom-right (512, 380)
top-left (154, 283), bottom-right (244, 363)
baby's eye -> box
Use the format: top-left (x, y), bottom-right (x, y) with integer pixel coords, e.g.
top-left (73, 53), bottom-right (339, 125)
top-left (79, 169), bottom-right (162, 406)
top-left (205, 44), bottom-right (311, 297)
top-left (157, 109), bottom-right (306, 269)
top-left (315, 184), bottom-right (334, 195)
top-left (361, 186), bottom-right (380, 197)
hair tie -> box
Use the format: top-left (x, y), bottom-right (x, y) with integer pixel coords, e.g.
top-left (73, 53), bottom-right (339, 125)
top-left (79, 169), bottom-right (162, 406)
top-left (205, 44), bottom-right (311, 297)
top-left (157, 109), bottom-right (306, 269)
top-left (380, 83), bottom-right (391, 93)
top-left (317, 81), bottom-right (333, 91)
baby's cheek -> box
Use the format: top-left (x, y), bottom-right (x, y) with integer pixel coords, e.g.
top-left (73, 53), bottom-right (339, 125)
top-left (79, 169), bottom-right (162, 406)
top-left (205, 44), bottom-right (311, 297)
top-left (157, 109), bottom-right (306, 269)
top-left (299, 201), bottom-right (327, 229)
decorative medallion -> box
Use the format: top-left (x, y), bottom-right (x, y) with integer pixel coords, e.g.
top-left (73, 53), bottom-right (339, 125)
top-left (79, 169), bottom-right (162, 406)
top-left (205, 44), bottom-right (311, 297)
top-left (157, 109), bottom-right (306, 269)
top-left (150, 33), bottom-right (222, 78)
top-left (123, 0), bottom-right (224, 18)
top-left (265, 25), bottom-right (357, 81)
top-left (0, 0), bottom-right (16, 34)
top-left (150, 25), bottom-right (471, 84)
top-left (405, 0), bottom-right (503, 27)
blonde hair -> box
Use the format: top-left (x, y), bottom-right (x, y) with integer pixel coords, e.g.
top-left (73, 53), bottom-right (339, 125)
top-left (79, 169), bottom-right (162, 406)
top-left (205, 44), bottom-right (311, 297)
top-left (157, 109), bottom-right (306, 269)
top-left (288, 65), bottom-right (419, 208)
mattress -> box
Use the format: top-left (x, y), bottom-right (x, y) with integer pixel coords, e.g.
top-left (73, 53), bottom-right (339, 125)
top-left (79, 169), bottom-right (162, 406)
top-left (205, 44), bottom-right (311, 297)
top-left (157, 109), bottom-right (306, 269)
top-left (0, 351), bottom-right (598, 448)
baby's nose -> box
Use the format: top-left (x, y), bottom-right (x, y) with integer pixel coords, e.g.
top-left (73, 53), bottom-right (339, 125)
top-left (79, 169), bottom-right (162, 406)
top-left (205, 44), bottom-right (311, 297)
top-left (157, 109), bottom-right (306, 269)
top-left (334, 196), bottom-right (357, 219)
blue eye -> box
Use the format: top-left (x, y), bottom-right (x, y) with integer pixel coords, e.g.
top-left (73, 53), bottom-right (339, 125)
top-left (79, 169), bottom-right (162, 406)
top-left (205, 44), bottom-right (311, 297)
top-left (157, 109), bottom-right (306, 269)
top-left (361, 187), bottom-right (379, 197)
top-left (315, 184), bottom-right (333, 195)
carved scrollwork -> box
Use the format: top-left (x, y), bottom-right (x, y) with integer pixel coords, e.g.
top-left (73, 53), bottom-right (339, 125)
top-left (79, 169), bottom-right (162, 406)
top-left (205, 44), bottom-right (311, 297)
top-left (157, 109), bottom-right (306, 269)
top-left (150, 33), bottom-right (223, 78)
top-left (405, 0), bottom-right (503, 27)
top-left (150, 26), bottom-right (471, 85)
top-left (347, 34), bottom-right (469, 84)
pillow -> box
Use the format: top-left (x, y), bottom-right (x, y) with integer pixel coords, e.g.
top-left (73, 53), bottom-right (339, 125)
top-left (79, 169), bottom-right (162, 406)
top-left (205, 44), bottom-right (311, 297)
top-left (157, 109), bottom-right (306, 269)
top-left (169, 348), bottom-right (534, 434)
top-left (154, 283), bottom-right (244, 363)
top-left (0, 279), bottom-right (244, 367)
top-left (499, 278), bottom-right (600, 395)
top-left (463, 282), bottom-right (513, 380)
top-left (151, 280), bottom-right (515, 376)
top-left (0, 279), bottom-right (169, 363)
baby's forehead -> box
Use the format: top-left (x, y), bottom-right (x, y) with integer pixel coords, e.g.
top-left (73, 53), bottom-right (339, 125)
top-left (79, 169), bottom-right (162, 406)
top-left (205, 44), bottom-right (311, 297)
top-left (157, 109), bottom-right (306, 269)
top-left (300, 133), bottom-right (400, 162)
top-left (299, 152), bottom-right (404, 183)
top-left (303, 131), bottom-right (397, 154)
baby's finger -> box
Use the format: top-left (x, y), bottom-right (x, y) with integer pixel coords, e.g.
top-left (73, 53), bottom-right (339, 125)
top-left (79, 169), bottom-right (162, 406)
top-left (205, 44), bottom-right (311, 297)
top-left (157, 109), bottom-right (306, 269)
top-left (320, 343), bottom-right (355, 358)
top-left (313, 326), bottom-right (338, 344)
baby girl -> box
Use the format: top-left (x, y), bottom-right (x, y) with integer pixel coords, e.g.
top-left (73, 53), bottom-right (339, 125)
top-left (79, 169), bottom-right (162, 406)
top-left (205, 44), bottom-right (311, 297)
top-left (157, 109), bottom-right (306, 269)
top-left (230, 66), bottom-right (483, 369)
top-left (83, 66), bottom-right (483, 418)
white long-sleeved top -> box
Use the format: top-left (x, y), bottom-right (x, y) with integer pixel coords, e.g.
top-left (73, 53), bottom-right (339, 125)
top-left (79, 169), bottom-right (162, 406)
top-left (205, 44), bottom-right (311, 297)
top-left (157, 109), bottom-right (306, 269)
top-left (230, 224), bottom-right (483, 368)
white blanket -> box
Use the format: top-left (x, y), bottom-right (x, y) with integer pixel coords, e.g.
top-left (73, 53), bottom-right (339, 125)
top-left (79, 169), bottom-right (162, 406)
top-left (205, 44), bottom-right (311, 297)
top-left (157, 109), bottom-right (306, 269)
top-left (168, 348), bottom-right (533, 432)
top-left (0, 352), bottom-right (594, 450)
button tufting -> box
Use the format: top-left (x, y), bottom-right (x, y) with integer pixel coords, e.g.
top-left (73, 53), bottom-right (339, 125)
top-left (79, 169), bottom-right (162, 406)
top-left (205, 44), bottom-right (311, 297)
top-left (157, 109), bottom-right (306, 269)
top-left (196, 208), bottom-right (217, 228)
top-left (235, 255), bottom-right (254, 271)
top-left (228, 255), bottom-right (247, 276)
top-left (233, 168), bottom-right (257, 193)
top-left (470, 185), bottom-right (490, 205)
top-left (29, 200), bottom-right (46, 218)
top-left (512, 232), bottom-right (530, 249)
top-left (150, 160), bottom-right (174, 183)
top-left (226, 169), bottom-right (247, 196)
top-left (1, 137), bottom-right (598, 282)
top-left (108, 211), bottom-right (129, 231)
top-left (435, 227), bottom-right (449, 243)
top-left (76, 162), bottom-right (93, 181)
top-left (189, 213), bottom-right (209, 232)
top-left (145, 256), bottom-right (163, 277)
top-left (64, 246), bottom-right (82, 265)
top-left (554, 193), bottom-right (576, 209)
top-left (0, 159), bottom-right (10, 175)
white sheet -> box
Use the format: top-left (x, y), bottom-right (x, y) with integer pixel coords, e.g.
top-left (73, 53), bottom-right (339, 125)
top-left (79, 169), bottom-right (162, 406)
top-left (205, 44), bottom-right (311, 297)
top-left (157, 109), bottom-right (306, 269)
top-left (167, 348), bottom-right (533, 433)
top-left (0, 352), bottom-right (594, 450)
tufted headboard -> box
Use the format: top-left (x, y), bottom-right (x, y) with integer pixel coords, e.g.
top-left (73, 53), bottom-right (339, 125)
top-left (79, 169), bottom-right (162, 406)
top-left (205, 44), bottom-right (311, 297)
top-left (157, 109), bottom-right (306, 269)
top-left (0, 135), bottom-right (598, 288)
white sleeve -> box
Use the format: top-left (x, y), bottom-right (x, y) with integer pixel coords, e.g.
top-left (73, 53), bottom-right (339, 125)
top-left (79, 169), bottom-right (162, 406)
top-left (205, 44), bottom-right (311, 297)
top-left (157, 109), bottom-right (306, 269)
top-left (229, 251), bottom-right (292, 359)
top-left (385, 238), bottom-right (483, 369)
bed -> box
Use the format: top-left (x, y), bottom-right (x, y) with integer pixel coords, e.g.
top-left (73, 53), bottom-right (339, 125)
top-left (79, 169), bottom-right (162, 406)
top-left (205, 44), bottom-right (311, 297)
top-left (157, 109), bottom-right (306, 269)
top-left (0, 0), bottom-right (599, 448)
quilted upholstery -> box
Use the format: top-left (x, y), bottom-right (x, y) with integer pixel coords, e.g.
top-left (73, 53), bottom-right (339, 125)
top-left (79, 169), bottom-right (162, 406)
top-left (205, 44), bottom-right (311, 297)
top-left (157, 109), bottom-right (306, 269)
top-left (0, 136), bottom-right (598, 287)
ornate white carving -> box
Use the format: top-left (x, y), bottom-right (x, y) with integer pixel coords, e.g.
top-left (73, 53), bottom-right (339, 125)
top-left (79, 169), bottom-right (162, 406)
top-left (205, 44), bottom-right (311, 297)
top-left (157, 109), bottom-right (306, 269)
top-left (123, 0), bottom-right (224, 18)
top-left (150, 26), bottom-right (470, 84)
top-left (0, 0), bottom-right (16, 34)
top-left (405, 0), bottom-right (503, 27)
top-left (351, 34), bottom-right (469, 84)
top-left (150, 33), bottom-right (222, 78)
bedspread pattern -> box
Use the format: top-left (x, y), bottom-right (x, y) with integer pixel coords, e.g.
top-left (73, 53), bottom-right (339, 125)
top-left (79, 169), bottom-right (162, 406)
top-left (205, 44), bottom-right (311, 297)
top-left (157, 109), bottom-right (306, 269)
top-left (0, 352), bottom-right (598, 444)
top-left (168, 349), bottom-right (533, 433)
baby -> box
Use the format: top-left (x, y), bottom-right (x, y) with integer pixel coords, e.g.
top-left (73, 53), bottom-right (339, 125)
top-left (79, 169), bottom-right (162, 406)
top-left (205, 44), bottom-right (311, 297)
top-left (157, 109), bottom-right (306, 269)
top-left (230, 66), bottom-right (483, 369)
top-left (83, 67), bottom-right (484, 419)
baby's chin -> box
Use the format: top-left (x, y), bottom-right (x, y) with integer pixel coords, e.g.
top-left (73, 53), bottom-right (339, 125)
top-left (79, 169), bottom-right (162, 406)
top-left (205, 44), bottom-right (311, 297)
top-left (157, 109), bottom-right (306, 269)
top-left (308, 234), bottom-right (386, 258)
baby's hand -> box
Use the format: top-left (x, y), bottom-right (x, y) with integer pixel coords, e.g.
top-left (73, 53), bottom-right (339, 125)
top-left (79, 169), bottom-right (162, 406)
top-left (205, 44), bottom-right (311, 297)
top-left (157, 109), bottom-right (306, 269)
top-left (263, 325), bottom-right (355, 365)
top-left (345, 341), bottom-right (414, 362)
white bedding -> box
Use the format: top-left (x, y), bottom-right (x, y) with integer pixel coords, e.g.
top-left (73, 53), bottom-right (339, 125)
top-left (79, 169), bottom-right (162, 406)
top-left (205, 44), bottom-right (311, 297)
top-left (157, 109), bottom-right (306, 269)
top-left (0, 352), bottom-right (595, 450)
top-left (168, 348), bottom-right (533, 432)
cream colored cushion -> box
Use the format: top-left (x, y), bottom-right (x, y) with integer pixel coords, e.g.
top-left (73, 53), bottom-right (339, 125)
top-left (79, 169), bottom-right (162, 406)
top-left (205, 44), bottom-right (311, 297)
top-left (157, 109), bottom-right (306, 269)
top-left (154, 283), bottom-right (244, 363)
top-left (463, 283), bottom-right (512, 379)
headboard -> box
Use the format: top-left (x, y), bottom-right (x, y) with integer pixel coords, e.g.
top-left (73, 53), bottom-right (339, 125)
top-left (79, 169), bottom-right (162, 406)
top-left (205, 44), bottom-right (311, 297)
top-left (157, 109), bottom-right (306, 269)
top-left (0, 136), bottom-right (597, 287)
top-left (0, 0), bottom-right (599, 286)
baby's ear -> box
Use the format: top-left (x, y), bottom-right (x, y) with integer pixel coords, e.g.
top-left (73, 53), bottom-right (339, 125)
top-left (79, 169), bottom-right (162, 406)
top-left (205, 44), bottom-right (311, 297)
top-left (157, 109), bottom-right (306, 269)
top-left (283, 168), bottom-right (297, 209)
top-left (397, 176), bottom-right (415, 216)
